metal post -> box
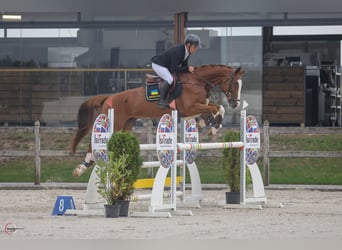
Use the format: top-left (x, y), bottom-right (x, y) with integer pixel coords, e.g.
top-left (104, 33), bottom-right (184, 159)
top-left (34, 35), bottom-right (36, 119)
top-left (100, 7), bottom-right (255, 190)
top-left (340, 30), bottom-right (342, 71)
top-left (180, 118), bottom-right (186, 202)
top-left (34, 120), bottom-right (41, 185)
top-left (174, 12), bottom-right (187, 45)
top-left (240, 101), bottom-right (248, 204)
top-left (171, 110), bottom-right (178, 209)
top-left (108, 108), bottom-right (114, 134)
top-left (263, 120), bottom-right (270, 186)
top-left (146, 120), bottom-right (154, 178)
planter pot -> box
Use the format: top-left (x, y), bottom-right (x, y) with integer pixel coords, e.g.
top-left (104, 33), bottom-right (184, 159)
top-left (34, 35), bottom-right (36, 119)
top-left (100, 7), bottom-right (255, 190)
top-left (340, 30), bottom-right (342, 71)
top-left (104, 204), bottom-right (121, 218)
top-left (225, 191), bottom-right (240, 204)
top-left (116, 200), bottom-right (130, 217)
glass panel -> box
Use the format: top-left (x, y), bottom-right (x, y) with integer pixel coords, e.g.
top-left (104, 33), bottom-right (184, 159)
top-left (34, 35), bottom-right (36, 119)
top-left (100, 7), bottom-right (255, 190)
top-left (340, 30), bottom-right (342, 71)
top-left (20, 12), bottom-right (78, 22)
top-left (7, 28), bottom-right (79, 38)
top-left (0, 24), bottom-right (173, 126)
top-left (0, 18), bottom-right (262, 126)
top-left (273, 26), bottom-right (342, 36)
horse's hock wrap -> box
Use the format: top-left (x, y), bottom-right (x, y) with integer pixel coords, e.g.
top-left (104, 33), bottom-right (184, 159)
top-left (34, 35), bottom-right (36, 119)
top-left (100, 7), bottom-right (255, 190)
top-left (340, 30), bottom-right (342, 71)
top-left (71, 64), bottom-right (244, 175)
top-left (73, 153), bottom-right (95, 177)
top-left (73, 164), bottom-right (87, 177)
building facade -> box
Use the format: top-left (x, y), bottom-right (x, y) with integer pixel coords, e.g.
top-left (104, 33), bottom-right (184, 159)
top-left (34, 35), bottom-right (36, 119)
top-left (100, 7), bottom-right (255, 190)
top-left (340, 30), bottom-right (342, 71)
top-left (1, 1), bottom-right (342, 126)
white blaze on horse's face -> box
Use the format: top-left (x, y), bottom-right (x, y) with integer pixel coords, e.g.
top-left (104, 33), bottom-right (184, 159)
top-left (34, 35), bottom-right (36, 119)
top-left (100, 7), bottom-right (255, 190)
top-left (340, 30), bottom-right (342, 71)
top-left (235, 79), bottom-right (242, 109)
top-left (228, 77), bottom-right (242, 110)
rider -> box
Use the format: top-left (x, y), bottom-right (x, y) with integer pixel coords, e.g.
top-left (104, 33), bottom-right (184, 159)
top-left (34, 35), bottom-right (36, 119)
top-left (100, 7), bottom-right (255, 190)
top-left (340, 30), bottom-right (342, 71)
top-left (151, 33), bottom-right (201, 109)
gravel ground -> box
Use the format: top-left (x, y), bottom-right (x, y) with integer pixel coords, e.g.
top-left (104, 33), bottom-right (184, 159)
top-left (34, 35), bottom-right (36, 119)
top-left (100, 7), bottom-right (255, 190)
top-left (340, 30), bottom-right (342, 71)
top-left (0, 188), bottom-right (341, 239)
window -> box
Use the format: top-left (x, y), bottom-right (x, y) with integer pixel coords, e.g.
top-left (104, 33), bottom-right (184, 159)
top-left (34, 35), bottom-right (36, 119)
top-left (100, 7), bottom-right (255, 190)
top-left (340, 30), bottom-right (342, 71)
top-left (6, 28), bottom-right (79, 38)
top-left (188, 27), bottom-right (262, 37)
top-left (273, 26), bottom-right (342, 36)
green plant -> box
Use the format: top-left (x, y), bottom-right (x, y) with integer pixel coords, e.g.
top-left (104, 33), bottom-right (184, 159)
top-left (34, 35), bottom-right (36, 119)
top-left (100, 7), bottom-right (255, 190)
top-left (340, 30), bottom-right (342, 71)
top-left (222, 130), bottom-right (252, 192)
top-left (222, 130), bottom-right (241, 192)
top-left (96, 153), bottom-right (130, 205)
top-left (105, 131), bottom-right (143, 200)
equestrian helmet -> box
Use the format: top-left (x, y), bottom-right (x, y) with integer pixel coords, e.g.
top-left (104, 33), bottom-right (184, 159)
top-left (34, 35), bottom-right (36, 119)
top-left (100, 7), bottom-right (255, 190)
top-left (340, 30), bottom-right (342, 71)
top-left (184, 34), bottom-right (201, 47)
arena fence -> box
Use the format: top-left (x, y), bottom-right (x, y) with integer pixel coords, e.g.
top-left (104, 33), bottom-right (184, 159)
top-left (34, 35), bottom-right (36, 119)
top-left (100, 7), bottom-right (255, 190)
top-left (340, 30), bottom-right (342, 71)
top-left (2, 120), bottom-right (342, 186)
top-left (262, 120), bottom-right (342, 186)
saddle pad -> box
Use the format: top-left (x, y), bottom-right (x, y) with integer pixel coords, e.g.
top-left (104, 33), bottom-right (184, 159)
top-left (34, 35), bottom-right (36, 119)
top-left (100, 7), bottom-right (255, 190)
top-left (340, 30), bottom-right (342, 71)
top-left (145, 82), bottom-right (160, 101)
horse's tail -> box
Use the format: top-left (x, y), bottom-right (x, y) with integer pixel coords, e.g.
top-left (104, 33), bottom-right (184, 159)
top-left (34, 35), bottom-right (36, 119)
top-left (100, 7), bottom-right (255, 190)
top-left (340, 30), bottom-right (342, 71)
top-left (71, 95), bottom-right (109, 153)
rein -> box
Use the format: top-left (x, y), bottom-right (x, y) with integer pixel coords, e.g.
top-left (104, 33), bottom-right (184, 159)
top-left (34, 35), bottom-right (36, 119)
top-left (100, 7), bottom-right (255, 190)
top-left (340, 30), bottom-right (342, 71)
top-left (191, 71), bottom-right (236, 101)
top-left (193, 74), bottom-right (217, 89)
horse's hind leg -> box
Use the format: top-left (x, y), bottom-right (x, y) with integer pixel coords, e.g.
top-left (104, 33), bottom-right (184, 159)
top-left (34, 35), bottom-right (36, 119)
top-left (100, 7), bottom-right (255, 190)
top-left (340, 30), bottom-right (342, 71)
top-left (72, 118), bottom-right (136, 177)
top-left (73, 143), bottom-right (95, 177)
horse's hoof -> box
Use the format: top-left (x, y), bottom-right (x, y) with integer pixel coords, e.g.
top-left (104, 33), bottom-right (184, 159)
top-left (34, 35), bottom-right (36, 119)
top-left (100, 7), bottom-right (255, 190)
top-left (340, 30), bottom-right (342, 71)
top-left (207, 127), bottom-right (218, 135)
top-left (197, 118), bottom-right (206, 128)
top-left (210, 127), bottom-right (218, 135)
top-left (73, 164), bottom-right (88, 177)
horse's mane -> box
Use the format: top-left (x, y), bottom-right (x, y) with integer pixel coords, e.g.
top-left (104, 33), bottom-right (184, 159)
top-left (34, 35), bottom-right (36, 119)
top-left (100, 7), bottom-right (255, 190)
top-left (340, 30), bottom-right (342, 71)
top-left (196, 64), bottom-right (233, 70)
top-left (195, 64), bottom-right (234, 74)
top-left (193, 64), bottom-right (235, 80)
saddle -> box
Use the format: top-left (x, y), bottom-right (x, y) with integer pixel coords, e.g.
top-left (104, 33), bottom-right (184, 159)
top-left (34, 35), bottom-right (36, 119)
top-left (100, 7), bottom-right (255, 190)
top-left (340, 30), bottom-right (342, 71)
top-left (144, 74), bottom-right (182, 102)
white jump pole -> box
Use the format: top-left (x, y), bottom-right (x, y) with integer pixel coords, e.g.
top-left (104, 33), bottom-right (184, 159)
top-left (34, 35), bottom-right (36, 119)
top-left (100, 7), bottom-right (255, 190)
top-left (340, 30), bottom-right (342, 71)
top-left (141, 159), bottom-right (184, 168)
top-left (171, 110), bottom-right (178, 210)
top-left (130, 191), bottom-right (183, 201)
top-left (177, 142), bottom-right (243, 150)
top-left (240, 101), bottom-right (248, 205)
top-left (141, 142), bottom-right (243, 151)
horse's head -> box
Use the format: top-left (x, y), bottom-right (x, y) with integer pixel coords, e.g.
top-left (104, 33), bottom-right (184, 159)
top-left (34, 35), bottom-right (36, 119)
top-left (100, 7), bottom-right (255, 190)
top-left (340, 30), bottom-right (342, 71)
top-left (223, 66), bottom-right (244, 109)
top-left (192, 64), bottom-right (244, 110)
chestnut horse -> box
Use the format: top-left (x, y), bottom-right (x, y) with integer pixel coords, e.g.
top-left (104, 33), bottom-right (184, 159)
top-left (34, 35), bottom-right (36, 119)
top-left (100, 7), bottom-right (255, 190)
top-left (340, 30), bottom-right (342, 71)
top-left (72, 64), bottom-right (244, 176)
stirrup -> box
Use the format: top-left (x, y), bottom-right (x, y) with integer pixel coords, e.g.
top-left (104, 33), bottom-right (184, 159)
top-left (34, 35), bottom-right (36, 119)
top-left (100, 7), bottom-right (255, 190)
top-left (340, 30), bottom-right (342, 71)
top-left (158, 101), bottom-right (170, 109)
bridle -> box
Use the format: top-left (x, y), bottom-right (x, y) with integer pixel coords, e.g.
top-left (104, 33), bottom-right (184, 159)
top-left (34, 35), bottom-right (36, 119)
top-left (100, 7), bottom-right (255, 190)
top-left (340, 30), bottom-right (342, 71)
top-left (193, 70), bottom-right (240, 106)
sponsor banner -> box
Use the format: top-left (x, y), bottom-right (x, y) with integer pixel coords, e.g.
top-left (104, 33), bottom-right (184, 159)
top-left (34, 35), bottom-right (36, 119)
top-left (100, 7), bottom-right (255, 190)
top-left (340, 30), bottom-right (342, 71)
top-left (245, 115), bottom-right (260, 164)
top-left (91, 113), bottom-right (112, 163)
top-left (156, 114), bottom-right (174, 168)
top-left (245, 132), bottom-right (260, 149)
top-left (184, 118), bottom-right (198, 164)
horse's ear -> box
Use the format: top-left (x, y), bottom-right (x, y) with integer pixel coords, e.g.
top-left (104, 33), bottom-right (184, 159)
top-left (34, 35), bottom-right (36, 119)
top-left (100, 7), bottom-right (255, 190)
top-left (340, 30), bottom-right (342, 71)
top-left (234, 67), bottom-right (242, 75)
top-left (234, 66), bottom-right (244, 75)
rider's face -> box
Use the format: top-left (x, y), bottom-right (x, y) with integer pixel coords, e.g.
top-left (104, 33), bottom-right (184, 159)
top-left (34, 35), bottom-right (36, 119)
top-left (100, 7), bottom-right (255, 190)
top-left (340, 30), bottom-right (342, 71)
top-left (187, 44), bottom-right (199, 54)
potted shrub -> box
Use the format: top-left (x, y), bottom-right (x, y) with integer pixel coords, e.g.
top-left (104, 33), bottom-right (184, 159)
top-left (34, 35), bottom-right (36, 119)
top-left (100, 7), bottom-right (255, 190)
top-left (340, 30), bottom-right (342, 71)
top-left (96, 153), bottom-right (129, 217)
top-left (105, 131), bottom-right (143, 216)
top-left (222, 130), bottom-right (251, 204)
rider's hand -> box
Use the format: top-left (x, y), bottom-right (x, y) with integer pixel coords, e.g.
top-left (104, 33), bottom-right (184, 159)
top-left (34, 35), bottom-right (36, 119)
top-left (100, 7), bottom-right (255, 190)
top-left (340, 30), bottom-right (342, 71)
top-left (189, 66), bottom-right (195, 73)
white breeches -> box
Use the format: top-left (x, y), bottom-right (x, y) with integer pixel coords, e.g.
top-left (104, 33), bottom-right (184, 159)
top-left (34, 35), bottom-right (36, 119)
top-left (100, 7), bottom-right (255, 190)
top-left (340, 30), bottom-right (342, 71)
top-left (152, 63), bottom-right (173, 85)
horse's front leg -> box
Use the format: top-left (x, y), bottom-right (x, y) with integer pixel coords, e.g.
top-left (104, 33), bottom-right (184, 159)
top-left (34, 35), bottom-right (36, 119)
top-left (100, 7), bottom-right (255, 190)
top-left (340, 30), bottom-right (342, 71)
top-left (193, 102), bottom-right (225, 135)
top-left (208, 103), bottom-right (225, 120)
top-left (73, 143), bottom-right (95, 177)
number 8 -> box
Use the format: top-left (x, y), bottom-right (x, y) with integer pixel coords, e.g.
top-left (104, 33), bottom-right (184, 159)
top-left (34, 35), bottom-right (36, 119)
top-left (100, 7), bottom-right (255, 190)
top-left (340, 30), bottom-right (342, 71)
top-left (59, 199), bottom-right (65, 211)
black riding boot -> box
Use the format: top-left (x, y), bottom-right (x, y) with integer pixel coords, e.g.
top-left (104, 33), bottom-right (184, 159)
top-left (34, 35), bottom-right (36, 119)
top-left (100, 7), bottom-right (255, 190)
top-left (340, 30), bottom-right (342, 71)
top-left (158, 81), bottom-right (170, 109)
